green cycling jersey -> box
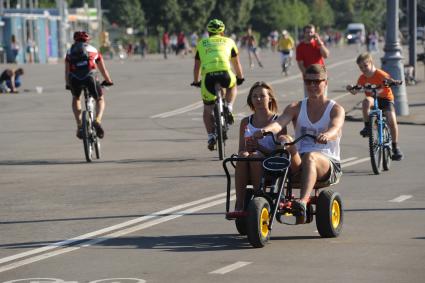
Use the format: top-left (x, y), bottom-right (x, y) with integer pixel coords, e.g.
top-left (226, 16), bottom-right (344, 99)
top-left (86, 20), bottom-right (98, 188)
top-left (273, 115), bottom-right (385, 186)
top-left (196, 35), bottom-right (238, 74)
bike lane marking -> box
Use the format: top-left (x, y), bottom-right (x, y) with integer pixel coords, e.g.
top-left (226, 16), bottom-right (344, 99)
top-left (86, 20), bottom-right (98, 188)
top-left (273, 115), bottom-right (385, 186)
top-left (0, 155), bottom-right (369, 273)
top-left (150, 58), bottom-right (355, 119)
top-left (389, 195), bottom-right (412, 202)
top-left (209, 261), bottom-right (252, 274)
top-left (0, 193), bottom-right (228, 266)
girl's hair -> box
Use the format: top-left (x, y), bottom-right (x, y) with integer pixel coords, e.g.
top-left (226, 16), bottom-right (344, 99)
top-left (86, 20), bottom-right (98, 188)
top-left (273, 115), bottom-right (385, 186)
top-left (247, 81), bottom-right (278, 113)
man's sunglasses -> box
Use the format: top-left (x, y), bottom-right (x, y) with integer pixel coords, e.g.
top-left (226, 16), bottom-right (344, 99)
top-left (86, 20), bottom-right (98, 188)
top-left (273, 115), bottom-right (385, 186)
top-left (304, 79), bottom-right (326, 85)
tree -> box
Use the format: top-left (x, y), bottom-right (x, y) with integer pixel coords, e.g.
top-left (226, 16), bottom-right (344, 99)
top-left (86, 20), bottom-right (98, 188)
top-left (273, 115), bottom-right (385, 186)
top-left (103, 0), bottom-right (144, 31)
top-left (140, 0), bottom-right (180, 33)
top-left (310, 0), bottom-right (335, 29)
top-left (178, 0), bottom-right (216, 33)
top-left (210, 0), bottom-right (254, 33)
top-left (249, 0), bottom-right (286, 36)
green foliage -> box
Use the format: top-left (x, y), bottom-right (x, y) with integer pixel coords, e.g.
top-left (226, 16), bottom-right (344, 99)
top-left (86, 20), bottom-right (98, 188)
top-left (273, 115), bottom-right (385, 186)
top-left (210, 0), bottom-right (254, 33)
top-left (103, 0), bottom-right (144, 31)
top-left (310, 0), bottom-right (335, 28)
top-left (141, 0), bottom-right (181, 32)
top-left (178, 0), bottom-right (216, 33)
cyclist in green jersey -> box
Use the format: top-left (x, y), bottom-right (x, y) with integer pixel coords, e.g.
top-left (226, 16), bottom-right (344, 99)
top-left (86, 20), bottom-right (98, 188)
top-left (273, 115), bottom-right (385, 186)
top-left (192, 19), bottom-right (245, 150)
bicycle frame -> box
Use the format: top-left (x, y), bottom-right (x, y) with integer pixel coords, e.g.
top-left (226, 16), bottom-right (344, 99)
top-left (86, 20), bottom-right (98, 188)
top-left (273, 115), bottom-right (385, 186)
top-left (369, 90), bottom-right (384, 145)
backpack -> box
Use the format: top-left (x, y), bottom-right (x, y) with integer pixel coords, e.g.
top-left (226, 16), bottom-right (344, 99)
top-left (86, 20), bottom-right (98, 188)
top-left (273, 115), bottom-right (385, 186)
top-left (69, 42), bottom-right (90, 73)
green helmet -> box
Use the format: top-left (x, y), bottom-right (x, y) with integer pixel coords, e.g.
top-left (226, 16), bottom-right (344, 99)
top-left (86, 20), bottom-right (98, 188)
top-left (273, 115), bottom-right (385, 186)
top-left (207, 19), bottom-right (225, 34)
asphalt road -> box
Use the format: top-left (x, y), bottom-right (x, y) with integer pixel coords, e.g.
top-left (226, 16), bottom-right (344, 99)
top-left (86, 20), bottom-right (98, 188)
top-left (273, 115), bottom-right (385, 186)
top-left (0, 45), bottom-right (424, 283)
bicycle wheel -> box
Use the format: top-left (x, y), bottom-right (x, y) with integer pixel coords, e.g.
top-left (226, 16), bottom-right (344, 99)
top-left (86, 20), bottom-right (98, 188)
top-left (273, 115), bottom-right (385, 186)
top-left (382, 122), bottom-right (392, 171)
top-left (82, 111), bottom-right (93, 162)
top-left (214, 103), bottom-right (225, 160)
top-left (368, 115), bottom-right (382, 174)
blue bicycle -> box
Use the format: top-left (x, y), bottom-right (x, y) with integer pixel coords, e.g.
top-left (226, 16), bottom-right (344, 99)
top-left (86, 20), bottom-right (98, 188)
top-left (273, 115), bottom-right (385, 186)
top-left (347, 80), bottom-right (402, 174)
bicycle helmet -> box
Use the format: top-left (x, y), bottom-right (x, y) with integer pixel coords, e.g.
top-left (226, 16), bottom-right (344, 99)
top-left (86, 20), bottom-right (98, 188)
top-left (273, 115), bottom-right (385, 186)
top-left (73, 31), bottom-right (90, 42)
top-left (207, 19), bottom-right (225, 34)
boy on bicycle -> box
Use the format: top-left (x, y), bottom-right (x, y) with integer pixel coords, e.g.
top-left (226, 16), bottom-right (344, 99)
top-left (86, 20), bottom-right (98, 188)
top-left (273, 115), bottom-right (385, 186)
top-left (192, 19), bottom-right (244, 150)
top-left (65, 31), bottom-right (113, 139)
top-left (347, 52), bottom-right (403, 161)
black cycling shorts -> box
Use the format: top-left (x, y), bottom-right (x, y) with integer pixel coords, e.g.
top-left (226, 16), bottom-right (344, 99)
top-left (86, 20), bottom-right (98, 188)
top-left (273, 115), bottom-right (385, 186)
top-left (69, 74), bottom-right (103, 99)
top-left (203, 71), bottom-right (232, 105)
top-left (377, 98), bottom-right (395, 112)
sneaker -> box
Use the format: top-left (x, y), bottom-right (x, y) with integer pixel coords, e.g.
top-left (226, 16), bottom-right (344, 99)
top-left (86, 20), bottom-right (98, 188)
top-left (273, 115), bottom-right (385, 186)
top-left (93, 121), bottom-right (104, 139)
top-left (292, 201), bottom-right (307, 224)
top-left (359, 127), bottom-right (369, 137)
top-left (207, 135), bottom-right (216, 151)
top-left (76, 127), bottom-right (83, 140)
top-left (392, 147), bottom-right (404, 161)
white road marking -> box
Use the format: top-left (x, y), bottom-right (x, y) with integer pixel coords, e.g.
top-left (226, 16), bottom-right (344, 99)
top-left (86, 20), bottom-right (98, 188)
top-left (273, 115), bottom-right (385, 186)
top-left (0, 192), bottom-right (228, 266)
top-left (0, 154), bottom-right (370, 273)
top-left (150, 58), bottom-right (355, 118)
top-left (0, 195), bottom-right (235, 273)
top-left (342, 157), bottom-right (370, 167)
top-left (389, 195), bottom-right (412, 202)
top-left (340, 157), bottom-right (358, 163)
top-left (209, 261), bottom-right (252, 274)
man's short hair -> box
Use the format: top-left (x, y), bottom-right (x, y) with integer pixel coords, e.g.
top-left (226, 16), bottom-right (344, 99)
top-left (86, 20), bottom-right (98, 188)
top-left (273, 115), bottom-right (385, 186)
top-left (303, 24), bottom-right (315, 32)
top-left (305, 64), bottom-right (327, 80)
top-left (356, 52), bottom-right (373, 65)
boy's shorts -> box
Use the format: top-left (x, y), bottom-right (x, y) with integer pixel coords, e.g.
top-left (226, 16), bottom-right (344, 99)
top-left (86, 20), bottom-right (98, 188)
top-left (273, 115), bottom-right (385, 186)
top-left (377, 98), bottom-right (395, 112)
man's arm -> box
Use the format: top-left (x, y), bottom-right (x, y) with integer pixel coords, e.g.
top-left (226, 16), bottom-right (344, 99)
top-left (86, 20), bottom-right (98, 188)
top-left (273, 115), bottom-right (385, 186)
top-left (316, 104), bottom-right (345, 144)
top-left (193, 58), bottom-right (201, 82)
top-left (231, 54), bottom-right (244, 78)
top-left (315, 34), bottom-right (329, 58)
top-left (97, 57), bottom-right (113, 83)
top-left (254, 102), bottom-right (297, 139)
top-left (297, 60), bottom-right (306, 76)
top-left (65, 60), bottom-right (70, 86)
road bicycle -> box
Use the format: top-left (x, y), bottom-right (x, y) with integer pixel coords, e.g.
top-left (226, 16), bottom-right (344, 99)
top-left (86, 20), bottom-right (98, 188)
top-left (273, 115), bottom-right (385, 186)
top-left (81, 81), bottom-right (113, 162)
top-left (223, 133), bottom-right (343, 248)
top-left (347, 80), bottom-right (401, 174)
top-left (191, 81), bottom-right (233, 160)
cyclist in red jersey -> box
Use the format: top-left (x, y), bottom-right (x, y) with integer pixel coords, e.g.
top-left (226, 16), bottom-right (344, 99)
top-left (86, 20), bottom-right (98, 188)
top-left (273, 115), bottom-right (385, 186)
top-left (65, 31), bottom-right (113, 139)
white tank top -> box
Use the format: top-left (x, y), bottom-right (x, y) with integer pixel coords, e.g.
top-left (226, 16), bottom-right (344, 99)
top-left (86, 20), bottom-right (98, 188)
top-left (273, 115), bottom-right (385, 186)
top-left (295, 98), bottom-right (341, 162)
top-left (246, 114), bottom-right (278, 151)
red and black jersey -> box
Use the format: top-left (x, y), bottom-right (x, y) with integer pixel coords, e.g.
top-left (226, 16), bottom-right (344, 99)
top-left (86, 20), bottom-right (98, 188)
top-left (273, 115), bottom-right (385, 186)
top-left (65, 43), bottom-right (102, 79)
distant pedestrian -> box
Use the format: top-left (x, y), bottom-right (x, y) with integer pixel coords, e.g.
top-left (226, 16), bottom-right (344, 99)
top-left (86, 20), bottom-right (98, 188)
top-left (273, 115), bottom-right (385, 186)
top-left (162, 31), bottom-right (170, 59)
top-left (10, 34), bottom-right (20, 64)
top-left (244, 27), bottom-right (263, 69)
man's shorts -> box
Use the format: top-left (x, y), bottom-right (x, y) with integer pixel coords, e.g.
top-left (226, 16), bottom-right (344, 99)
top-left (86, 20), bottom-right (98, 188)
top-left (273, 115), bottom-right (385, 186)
top-left (201, 70), bottom-right (236, 105)
top-left (377, 98), bottom-right (395, 113)
top-left (69, 74), bottom-right (103, 99)
top-left (292, 156), bottom-right (342, 187)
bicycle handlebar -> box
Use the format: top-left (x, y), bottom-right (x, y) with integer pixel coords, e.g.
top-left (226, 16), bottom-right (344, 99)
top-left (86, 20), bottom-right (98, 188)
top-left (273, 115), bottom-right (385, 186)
top-left (262, 131), bottom-right (317, 146)
top-left (190, 81), bottom-right (201, 88)
top-left (347, 79), bottom-right (402, 92)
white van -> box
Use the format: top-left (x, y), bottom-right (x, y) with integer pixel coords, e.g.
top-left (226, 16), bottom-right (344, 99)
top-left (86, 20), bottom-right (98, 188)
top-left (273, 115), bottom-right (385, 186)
top-left (346, 23), bottom-right (366, 44)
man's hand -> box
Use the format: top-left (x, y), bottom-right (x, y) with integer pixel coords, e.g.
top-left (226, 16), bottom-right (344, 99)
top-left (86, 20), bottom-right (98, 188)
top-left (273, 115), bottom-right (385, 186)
top-left (236, 77), bottom-right (245, 86)
top-left (66, 85), bottom-right (71, 90)
top-left (316, 132), bottom-right (330, 144)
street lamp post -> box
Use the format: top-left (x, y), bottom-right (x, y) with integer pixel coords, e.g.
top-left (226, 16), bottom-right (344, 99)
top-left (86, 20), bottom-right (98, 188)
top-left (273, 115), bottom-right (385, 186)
top-left (381, 0), bottom-right (409, 116)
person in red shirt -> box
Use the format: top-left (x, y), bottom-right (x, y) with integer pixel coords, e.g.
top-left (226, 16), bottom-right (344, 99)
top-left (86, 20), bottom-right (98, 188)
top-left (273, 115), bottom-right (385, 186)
top-left (162, 31), bottom-right (170, 59)
top-left (65, 31), bottom-right (113, 139)
top-left (296, 24), bottom-right (329, 76)
top-left (347, 52), bottom-right (403, 161)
